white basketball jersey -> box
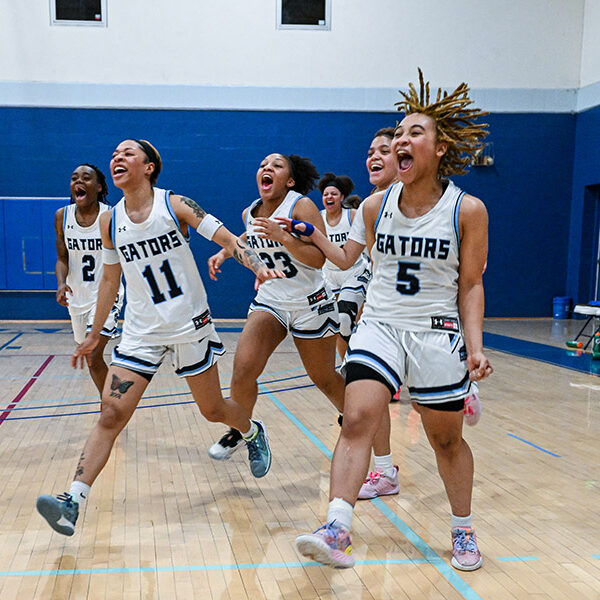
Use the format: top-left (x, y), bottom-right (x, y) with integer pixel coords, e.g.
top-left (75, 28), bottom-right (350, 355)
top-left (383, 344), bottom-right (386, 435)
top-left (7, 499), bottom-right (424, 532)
top-left (63, 203), bottom-right (111, 315)
top-left (362, 180), bottom-right (464, 332)
top-left (246, 191), bottom-right (331, 310)
top-left (111, 188), bottom-right (211, 344)
top-left (321, 208), bottom-right (354, 272)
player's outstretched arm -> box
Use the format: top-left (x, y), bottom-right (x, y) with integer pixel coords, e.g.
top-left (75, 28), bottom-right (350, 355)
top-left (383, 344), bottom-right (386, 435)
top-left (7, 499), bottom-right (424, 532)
top-left (72, 211), bottom-right (122, 369)
top-left (252, 197), bottom-right (328, 269)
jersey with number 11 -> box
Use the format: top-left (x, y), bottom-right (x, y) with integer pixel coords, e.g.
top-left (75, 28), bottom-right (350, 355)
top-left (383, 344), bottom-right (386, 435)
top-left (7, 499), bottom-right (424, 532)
top-left (111, 188), bottom-right (209, 344)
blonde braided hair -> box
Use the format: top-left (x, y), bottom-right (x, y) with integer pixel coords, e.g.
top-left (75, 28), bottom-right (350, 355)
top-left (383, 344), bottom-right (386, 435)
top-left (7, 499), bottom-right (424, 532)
top-left (395, 69), bottom-right (489, 177)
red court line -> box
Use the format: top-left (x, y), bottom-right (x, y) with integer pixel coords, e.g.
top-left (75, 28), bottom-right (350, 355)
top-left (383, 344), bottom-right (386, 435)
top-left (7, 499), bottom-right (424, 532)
top-left (0, 355), bottom-right (54, 425)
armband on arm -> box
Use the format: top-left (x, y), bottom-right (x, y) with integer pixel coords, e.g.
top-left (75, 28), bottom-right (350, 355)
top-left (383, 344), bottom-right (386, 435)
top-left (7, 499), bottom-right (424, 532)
top-left (196, 214), bottom-right (224, 240)
top-left (290, 219), bottom-right (314, 237)
top-left (102, 246), bottom-right (120, 265)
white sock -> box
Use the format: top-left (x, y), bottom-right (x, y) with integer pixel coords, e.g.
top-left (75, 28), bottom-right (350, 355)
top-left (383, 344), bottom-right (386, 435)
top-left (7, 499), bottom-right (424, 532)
top-left (326, 497), bottom-right (353, 532)
top-left (69, 481), bottom-right (90, 505)
top-left (451, 513), bottom-right (473, 529)
top-left (241, 421), bottom-right (257, 440)
top-left (374, 453), bottom-right (396, 478)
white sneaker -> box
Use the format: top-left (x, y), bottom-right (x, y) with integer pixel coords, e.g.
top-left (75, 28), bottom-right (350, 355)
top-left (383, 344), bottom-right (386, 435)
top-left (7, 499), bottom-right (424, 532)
top-left (208, 428), bottom-right (244, 460)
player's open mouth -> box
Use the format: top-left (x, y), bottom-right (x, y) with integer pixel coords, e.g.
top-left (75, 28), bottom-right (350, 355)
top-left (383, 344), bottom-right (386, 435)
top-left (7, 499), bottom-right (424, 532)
top-left (398, 153), bottom-right (413, 172)
top-left (74, 187), bottom-right (87, 200)
top-left (370, 164), bottom-right (383, 173)
top-left (113, 167), bottom-right (127, 176)
top-left (261, 174), bottom-right (273, 190)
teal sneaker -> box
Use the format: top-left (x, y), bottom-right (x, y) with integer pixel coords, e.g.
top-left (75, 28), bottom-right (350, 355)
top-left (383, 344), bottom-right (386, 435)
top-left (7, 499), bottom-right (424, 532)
top-left (36, 493), bottom-right (79, 536)
top-left (245, 419), bottom-right (271, 478)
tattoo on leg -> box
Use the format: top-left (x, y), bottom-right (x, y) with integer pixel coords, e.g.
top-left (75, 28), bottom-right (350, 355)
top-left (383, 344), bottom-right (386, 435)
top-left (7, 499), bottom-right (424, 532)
top-left (110, 374), bottom-right (134, 399)
top-left (75, 451), bottom-right (85, 478)
top-left (180, 196), bottom-right (207, 220)
top-left (233, 239), bottom-right (264, 273)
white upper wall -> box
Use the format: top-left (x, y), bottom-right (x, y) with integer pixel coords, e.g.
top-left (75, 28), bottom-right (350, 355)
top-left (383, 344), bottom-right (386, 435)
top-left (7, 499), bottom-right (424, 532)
top-left (0, 0), bottom-right (591, 111)
top-left (581, 0), bottom-right (600, 86)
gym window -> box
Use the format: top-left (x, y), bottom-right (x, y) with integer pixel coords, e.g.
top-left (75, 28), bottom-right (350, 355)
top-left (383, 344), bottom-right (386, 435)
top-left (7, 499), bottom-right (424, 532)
top-left (50, 0), bottom-right (107, 27)
top-left (277, 0), bottom-right (331, 31)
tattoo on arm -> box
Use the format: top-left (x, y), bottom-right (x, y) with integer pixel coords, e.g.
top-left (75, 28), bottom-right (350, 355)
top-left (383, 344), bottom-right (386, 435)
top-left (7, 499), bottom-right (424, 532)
top-left (180, 196), bottom-right (207, 221)
top-left (75, 451), bottom-right (85, 478)
top-left (232, 239), bottom-right (263, 273)
top-left (109, 374), bottom-right (135, 399)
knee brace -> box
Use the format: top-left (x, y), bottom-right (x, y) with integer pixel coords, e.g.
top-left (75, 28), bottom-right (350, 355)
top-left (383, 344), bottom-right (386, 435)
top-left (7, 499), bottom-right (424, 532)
top-left (337, 299), bottom-right (359, 339)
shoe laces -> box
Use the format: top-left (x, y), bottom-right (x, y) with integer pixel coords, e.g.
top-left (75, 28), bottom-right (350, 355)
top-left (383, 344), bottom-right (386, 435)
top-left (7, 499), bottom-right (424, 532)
top-left (453, 528), bottom-right (478, 553)
top-left (313, 521), bottom-right (346, 547)
top-left (364, 471), bottom-right (382, 485)
top-left (56, 493), bottom-right (75, 506)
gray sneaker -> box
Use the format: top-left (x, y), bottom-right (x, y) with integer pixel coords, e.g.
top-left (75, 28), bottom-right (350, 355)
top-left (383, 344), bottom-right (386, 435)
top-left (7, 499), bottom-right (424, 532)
top-left (245, 420), bottom-right (271, 478)
top-left (36, 493), bottom-right (79, 536)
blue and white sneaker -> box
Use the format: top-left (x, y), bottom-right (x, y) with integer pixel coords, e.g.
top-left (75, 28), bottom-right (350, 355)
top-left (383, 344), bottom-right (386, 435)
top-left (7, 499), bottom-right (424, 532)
top-left (36, 493), bottom-right (79, 536)
top-left (245, 420), bottom-right (271, 478)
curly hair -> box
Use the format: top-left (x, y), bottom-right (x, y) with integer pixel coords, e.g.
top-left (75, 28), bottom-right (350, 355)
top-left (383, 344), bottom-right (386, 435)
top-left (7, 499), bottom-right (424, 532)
top-left (317, 172), bottom-right (354, 197)
top-left (70, 163), bottom-right (109, 205)
top-left (342, 194), bottom-right (363, 210)
top-left (394, 69), bottom-right (489, 177)
top-left (284, 154), bottom-right (320, 196)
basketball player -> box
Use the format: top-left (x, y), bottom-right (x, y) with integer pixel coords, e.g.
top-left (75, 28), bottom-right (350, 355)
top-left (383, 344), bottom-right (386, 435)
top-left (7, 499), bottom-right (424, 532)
top-left (55, 164), bottom-right (123, 394)
top-left (318, 172), bottom-right (370, 359)
top-left (37, 140), bottom-right (282, 536)
top-left (206, 153), bottom-right (346, 460)
top-left (295, 70), bottom-right (493, 570)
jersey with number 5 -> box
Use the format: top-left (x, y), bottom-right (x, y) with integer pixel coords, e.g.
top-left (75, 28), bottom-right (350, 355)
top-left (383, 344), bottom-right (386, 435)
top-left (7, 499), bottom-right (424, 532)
top-left (63, 202), bottom-right (113, 316)
top-left (245, 191), bottom-right (330, 310)
top-left (111, 187), bottom-right (210, 344)
top-left (362, 180), bottom-right (463, 331)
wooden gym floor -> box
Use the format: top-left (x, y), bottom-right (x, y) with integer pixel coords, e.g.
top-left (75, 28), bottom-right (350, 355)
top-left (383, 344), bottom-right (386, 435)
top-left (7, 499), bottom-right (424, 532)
top-left (0, 318), bottom-right (599, 599)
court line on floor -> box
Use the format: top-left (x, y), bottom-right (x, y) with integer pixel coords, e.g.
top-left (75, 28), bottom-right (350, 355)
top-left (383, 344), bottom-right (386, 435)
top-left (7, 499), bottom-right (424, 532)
top-left (506, 433), bottom-right (561, 457)
top-left (0, 333), bottom-right (23, 351)
top-left (258, 383), bottom-right (483, 600)
top-left (1, 383), bottom-right (317, 421)
top-left (0, 355), bottom-right (54, 426)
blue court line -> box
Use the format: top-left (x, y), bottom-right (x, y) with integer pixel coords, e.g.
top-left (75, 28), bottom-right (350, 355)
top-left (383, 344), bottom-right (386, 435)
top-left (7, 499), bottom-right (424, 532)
top-left (0, 333), bottom-right (23, 351)
top-left (2, 383), bottom-right (317, 421)
top-left (506, 433), bottom-right (561, 457)
top-left (483, 332), bottom-right (600, 376)
top-left (6, 372), bottom-right (312, 411)
top-left (0, 558), bottom-right (432, 578)
top-left (257, 384), bottom-right (483, 600)
top-left (592, 555), bottom-right (600, 559)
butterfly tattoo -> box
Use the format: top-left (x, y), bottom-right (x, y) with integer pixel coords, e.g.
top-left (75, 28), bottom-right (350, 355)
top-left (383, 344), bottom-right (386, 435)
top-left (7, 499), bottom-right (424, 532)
top-left (110, 374), bottom-right (134, 397)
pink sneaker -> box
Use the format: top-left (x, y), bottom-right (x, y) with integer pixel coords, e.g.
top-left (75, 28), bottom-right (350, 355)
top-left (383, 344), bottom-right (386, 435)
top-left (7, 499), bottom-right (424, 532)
top-left (463, 393), bottom-right (482, 426)
top-left (451, 527), bottom-right (483, 571)
top-left (296, 521), bottom-right (355, 568)
top-left (357, 466), bottom-right (399, 499)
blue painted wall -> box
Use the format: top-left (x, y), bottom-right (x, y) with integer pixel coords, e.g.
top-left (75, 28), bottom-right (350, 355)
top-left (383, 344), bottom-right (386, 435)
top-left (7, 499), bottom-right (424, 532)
top-left (567, 104), bottom-right (600, 304)
top-left (0, 107), bottom-right (575, 318)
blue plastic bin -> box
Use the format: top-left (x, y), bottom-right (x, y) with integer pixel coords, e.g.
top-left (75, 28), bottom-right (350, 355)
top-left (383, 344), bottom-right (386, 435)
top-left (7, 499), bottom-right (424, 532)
top-left (552, 296), bottom-right (571, 319)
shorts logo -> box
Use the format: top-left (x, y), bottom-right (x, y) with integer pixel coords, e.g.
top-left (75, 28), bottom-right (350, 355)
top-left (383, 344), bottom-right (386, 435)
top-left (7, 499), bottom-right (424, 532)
top-left (193, 310), bottom-right (211, 330)
top-left (459, 345), bottom-right (467, 361)
top-left (307, 287), bottom-right (328, 306)
top-left (431, 316), bottom-right (459, 332)
top-left (357, 269), bottom-right (371, 284)
top-left (317, 302), bottom-right (335, 315)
